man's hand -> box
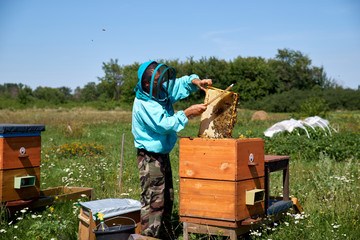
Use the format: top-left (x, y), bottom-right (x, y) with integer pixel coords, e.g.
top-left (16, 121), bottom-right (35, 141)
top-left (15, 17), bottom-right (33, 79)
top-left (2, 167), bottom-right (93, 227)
top-left (191, 79), bottom-right (212, 92)
top-left (184, 104), bottom-right (207, 118)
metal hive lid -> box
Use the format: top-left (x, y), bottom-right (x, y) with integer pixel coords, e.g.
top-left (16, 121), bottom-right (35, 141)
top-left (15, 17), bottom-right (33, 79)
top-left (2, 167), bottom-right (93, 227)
top-left (0, 124), bottom-right (46, 134)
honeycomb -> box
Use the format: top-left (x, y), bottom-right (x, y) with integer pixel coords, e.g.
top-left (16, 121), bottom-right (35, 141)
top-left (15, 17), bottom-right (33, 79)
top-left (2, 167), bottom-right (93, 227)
top-left (198, 86), bottom-right (239, 138)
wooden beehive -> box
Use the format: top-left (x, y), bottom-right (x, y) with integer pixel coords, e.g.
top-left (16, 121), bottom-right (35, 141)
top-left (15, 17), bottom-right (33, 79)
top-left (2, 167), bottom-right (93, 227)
top-left (0, 124), bottom-right (45, 202)
top-left (199, 86), bottom-right (239, 138)
top-left (179, 138), bottom-right (265, 226)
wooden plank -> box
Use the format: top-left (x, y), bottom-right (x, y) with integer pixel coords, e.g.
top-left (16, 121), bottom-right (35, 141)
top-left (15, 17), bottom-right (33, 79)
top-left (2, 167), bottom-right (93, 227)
top-left (264, 155), bottom-right (290, 163)
top-left (0, 136), bottom-right (41, 170)
top-left (40, 186), bottom-right (95, 201)
top-left (182, 221), bottom-right (257, 238)
top-left (0, 167), bottom-right (40, 202)
top-left (180, 216), bottom-right (238, 228)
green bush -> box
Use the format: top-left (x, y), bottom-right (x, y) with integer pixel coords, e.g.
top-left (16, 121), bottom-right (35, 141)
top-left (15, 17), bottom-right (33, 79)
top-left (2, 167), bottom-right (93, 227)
top-left (264, 129), bottom-right (360, 162)
top-left (298, 96), bottom-right (329, 118)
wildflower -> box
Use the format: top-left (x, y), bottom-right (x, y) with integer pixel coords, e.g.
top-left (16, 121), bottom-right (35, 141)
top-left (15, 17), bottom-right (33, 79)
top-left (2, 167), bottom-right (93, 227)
top-left (14, 226), bottom-right (18, 229)
top-left (333, 225), bottom-right (340, 229)
top-left (50, 206), bottom-right (54, 212)
top-left (31, 215), bottom-right (37, 218)
top-left (0, 229), bottom-right (6, 233)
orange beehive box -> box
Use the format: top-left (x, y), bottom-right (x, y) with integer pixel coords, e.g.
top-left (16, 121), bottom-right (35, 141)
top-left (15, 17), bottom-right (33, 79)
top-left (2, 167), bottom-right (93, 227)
top-left (179, 137), bottom-right (265, 226)
top-left (179, 138), bottom-right (264, 181)
top-left (0, 136), bottom-right (41, 170)
top-left (179, 177), bottom-right (265, 223)
top-left (0, 124), bottom-right (45, 202)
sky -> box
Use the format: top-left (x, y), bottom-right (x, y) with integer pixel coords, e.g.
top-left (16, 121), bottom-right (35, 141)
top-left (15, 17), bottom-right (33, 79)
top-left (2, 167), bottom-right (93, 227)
top-left (0, 0), bottom-right (359, 91)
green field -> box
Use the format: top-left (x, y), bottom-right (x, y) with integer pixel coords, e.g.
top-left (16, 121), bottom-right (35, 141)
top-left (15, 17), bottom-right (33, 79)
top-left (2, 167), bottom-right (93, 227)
top-left (0, 108), bottom-right (359, 239)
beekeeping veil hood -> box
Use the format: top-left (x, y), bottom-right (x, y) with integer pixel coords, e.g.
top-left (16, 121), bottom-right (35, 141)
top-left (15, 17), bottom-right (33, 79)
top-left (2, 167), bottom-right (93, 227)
top-left (135, 61), bottom-right (176, 102)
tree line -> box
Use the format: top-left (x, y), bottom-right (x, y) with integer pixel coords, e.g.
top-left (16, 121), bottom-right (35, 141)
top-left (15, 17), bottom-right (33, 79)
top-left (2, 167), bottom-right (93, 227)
top-left (1, 48), bottom-right (359, 112)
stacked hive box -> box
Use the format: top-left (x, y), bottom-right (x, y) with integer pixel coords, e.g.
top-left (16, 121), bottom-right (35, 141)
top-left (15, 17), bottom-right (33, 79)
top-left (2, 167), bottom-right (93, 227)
top-left (0, 124), bottom-right (45, 202)
top-left (179, 138), bottom-right (265, 227)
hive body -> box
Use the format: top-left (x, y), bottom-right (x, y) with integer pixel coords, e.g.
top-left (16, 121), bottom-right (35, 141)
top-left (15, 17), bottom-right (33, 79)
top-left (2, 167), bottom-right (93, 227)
top-left (179, 138), bottom-right (265, 225)
top-left (0, 124), bottom-right (45, 202)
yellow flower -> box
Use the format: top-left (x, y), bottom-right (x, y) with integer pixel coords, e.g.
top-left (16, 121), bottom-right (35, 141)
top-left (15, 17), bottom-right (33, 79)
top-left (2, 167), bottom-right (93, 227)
top-left (50, 206), bottom-right (54, 212)
top-left (240, 134), bottom-right (244, 139)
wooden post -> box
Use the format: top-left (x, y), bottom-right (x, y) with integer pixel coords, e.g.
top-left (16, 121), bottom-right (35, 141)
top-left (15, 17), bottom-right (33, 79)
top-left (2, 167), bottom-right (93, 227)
top-left (119, 133), bottom-right (125, 195)
top-left (183, 222), bottom-right (189, 240)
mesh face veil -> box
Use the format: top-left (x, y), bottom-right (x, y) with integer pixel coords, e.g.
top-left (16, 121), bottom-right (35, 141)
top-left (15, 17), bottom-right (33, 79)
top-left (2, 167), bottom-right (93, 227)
top-left (147, 63), bottom-right (176, 101)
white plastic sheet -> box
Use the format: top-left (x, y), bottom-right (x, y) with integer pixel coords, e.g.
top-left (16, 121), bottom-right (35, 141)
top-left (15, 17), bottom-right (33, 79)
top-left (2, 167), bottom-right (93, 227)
top-left (264, 116), bottom-right (335, 138)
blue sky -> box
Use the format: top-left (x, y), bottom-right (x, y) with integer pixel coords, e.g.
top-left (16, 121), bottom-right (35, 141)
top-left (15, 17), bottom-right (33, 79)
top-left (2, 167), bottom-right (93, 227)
top-left (0, 0), bottom-right (359, 91)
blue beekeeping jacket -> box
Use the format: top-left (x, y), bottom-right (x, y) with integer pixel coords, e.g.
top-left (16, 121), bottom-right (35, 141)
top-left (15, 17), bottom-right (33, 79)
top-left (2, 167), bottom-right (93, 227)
top-left (132, 61), bottom-right (199, 154)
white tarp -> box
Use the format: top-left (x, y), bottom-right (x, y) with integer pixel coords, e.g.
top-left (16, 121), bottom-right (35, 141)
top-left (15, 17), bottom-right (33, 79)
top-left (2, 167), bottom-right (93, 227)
top-left (264, 116), bottom-right (336, 138)
top-left (79, 198), bottom-right (141, 220)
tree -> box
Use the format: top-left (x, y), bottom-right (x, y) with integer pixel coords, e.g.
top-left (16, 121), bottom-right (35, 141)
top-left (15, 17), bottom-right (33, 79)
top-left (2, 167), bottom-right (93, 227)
top-left (97, 58), bottom-right (124, 100)
top-left (33, 87), bottom-right (66, 104)
top-left (229, 56), bottom-right (278, 102)
top-left (80, 82), bottom-right (99, 102)
top-left (270, 48), bottom-right (334, 92)
top-left (17, 84), bottom-right (33, 105)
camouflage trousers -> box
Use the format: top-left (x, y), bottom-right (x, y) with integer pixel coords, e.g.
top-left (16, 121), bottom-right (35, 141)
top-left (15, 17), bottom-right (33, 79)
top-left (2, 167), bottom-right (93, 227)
top-left (137, 149), bottom-right (175, 239)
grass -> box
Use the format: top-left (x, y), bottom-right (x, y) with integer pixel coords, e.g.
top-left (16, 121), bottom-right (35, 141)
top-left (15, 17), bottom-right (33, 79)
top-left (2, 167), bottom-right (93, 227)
top-left (0, 108), bottom-right (359, 239)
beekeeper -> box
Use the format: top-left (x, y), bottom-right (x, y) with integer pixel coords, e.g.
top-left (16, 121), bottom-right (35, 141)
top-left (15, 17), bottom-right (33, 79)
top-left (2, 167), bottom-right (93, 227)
top-left (132, 61), bottom-right (211, 239)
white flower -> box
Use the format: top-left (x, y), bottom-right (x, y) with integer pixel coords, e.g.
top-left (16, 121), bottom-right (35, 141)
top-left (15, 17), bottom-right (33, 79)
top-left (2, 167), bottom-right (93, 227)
top-left (31, 215), bottom-right (37, 218)
top-left (14, 226), bottom-right (18, 229)
top-left (0, 229), bottom-right (6, 233)
top-left (295, 220), bottom-right (299, 224)
top-left (16, 217), bottom-right (23, 220)
top-left (20, 209), bottom-right (27, 213)
top-left (284, 222), bottom-right (289, 226)
top-left (333, 225), bottom-right (340, 229)
top-left (120, 193), bottom-right (129, 196)
top-left (81, 194), bottom-right (87, 197)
